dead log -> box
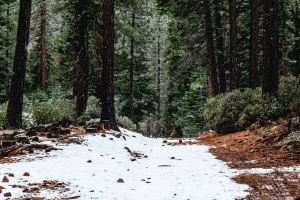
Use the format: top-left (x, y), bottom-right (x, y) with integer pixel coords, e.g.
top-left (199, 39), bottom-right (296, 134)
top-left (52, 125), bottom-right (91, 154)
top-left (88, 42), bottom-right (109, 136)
top-left (0, 143), bottom-right (63, 157)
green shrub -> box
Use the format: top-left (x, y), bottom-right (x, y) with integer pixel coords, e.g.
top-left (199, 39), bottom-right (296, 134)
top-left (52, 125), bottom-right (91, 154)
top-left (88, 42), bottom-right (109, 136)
top-left (203, 76), bottom-right (300, 134)
top-left (203, 88), bottom-right (261, 133)
top-left (0, 102), bottom-right (7, 129)
top-left (76, 96), bottom-right (101, 125)
top-left (32, 99), bottom-right (76, 125)
top-left (85, 96), bottom-right (102, 119)
top-left (116, 116), bottom-right (136, 131)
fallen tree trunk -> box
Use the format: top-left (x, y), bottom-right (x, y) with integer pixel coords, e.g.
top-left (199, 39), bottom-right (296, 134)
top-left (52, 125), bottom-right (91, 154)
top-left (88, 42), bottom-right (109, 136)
top-left (0, 143), bottom-right (63, 157)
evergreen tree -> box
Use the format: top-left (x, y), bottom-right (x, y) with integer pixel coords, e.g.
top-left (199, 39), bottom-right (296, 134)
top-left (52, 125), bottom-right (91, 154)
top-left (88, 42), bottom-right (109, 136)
top-left (101, 0), bottom-right (119, 131)
top-left (5, 0), bottom-right (32, 128)
top-left (249, 0), bottom-right (259, 89)
top-left (262, 0), bottom-right (279, 96)
top-left (230, 0), bottom-right (238, 90)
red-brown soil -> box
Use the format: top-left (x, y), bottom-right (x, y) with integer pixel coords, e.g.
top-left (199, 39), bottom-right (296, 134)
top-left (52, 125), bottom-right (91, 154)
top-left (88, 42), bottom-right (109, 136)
top-left (197, 120), bottom-right (300, 199)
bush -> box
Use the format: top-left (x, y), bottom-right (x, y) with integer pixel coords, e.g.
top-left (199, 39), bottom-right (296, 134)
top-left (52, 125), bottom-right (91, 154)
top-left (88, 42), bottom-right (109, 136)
top-left (32, 99), bottom-right (76, 125)
top-left (116, 116), bottom-right (136, 131)
top-left (0, 102), bottom-right (7, 129)
top-left (203, 88), bottom-right (261, 133)
top-left (76, 96), bottom-right (102, 125)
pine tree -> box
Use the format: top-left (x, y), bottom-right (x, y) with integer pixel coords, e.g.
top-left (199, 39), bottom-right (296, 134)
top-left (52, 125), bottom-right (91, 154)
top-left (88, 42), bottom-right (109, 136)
top-left (230, 0), bottom-right (238, 90)
top-left (249, 0), bottom-right (259, 89)
top-left (5, 0), bottom-right (32, 128)
top-left (101, 0), bottom-right (119, 131)
top-left (262, 0), bottom-right (279, 96)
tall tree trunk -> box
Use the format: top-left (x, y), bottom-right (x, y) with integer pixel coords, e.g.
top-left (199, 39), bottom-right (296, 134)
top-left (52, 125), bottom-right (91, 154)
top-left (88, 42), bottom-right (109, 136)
top-left (294, 1), bottom-right (300, 76)
top-left (214, 0), bottom-right (226, 93)
top-left (40, 0), bottom-right (46, 91)
top-left (204, 0), bottom-right (219, 99)
top-left (249, 0), bottom-right (259, 89)
top-left (230, 0), bottom-right (238, 90)
top-left (5, 0), bottom-right (32, 129)
top-left (262, 0), bottom-right (279, 96)
top-left (5, 2), bottom-right (10, 100)
top-left (95, 34), bottom-right (103, 100)
top-left (281, 0), bottom-right (289, 76)
top-left (75, 0), bottom-right (89, 117)
top-left (129, 12), bottom-right (135, 120)
top-left (101, 0), bottom-right (120, 131)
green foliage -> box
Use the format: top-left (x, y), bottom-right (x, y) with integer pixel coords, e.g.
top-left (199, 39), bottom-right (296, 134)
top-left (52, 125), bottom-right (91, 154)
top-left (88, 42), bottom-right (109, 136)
top-left (32, 99), bottom-right (76, 125)
top-left (76, 96), bottom-right (102, 125)
top-left (0, 101), bottom-right (7, 129)
top-left (278, 75), bottom-right (300, 112)
top-left (116, 116), bottom-right (136, 131)
top-left (203, 76), bottom-right (300, 133)
top-left (203, 88), bottom-right (262, 133)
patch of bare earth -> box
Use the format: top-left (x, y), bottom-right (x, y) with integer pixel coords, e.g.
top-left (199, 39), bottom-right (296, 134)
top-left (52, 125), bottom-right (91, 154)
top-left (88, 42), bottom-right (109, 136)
top-left (197, 121), bottom-right (300, 199)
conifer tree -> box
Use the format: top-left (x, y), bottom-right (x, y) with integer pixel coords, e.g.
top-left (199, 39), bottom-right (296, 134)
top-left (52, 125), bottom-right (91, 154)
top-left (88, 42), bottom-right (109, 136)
top-left (5, 0), bottom-right (32, 128)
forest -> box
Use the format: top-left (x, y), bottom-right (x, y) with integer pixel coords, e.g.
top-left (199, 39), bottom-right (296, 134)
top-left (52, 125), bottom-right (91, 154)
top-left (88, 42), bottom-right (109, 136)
top-left (0, 0), bottom-right (299, 138)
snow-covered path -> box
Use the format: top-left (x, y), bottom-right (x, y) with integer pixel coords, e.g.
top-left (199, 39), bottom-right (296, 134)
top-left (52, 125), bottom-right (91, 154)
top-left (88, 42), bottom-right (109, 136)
top-left (1, 128), bottom-right (249, 199)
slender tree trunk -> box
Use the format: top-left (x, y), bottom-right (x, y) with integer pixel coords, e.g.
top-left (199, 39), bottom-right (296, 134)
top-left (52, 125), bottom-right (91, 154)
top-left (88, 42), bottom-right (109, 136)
top-left (75, 0), bottom-right (89, 117)
top-left (262, 0), bottom-right (279, 96)
top-left (230, 0), bottom-right (238, 90)
top-left (204, 0), bottom-right (219, 99)
top-left (249, 0), bottom-right (259, 89)
top-left (5, 0), bottom-right (32, 129)
top-left (101, 0), bottom-right (120, 131)
top-left (40, 0), bottom-right (46, 91)
top-left (5, 2), bottom-right (10, 100)
top-left (294, 1), bottom-right (300, 76)
top-left (156, 22), bottom-right (161, 138)
top-left (214, 0), bottom-right (226, 93)
top-left (129, 12), bottom-right (135, 120)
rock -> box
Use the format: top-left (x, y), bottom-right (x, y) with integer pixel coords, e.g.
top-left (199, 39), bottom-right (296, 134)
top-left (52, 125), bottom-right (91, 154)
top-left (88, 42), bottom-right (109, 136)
top-left (4, 192), bottom-right (11, 197)
top-left (101, 133), bottom-right (106, 137)
top-left (163, 140), bottom-right (167, 143)
top-left (8, 173), bottom-right (14, 177)
top-left (171, 157), bottom-right (175, 159)
top-left (117, 178), bottom-right (124, 183)
top-left (45, 147), bottom-right (52, 152)
top-left (109, 138), bottom-right (113, 140)
top-left (2, 176), bottom-right (8, 182)
top-left (87, 160), bottom-right (92, 163)
top-left (23, 172), bottom-right (30, 176)
top-left (179, 138), bottom-right (182, 143)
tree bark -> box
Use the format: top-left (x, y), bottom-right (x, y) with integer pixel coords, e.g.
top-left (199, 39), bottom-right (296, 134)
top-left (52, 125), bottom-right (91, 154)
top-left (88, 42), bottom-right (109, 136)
top-left (230, 0), bottom-right (238, 90)
top-left (281, 0), bottom-right (289, 76)
top-left (101, 0), bottom-right (120, 131)
top-left (40, 0), bottom-right (46, 91)
top-left (214, 0), bottom-right (226, 93)
top-left (249, 0), bottom-right (259, 89)
top-left (5, 0), bottom-right (32, 129)
top-left (75, 0), bottom-right (89, 117)
top-left (95, 34), bottom-right (103, 100)
top-left (262, 0), bottom-right (279, 96)
top-left (204, 0), bottom-right (219, 99)
top-left (294, 1), bottom-right (300, 76)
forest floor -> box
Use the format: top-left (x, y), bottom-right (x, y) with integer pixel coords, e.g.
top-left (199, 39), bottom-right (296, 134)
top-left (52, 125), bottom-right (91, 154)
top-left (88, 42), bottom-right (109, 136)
top-left (196, 120), bottom-right (300, 199)
top-left (0, 121), bottom-right (299, 199)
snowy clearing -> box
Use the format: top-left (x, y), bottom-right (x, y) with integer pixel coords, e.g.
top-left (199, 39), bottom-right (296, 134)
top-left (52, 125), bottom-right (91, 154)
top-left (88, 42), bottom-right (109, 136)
top-left (1, 128), bottom-right (249, 199)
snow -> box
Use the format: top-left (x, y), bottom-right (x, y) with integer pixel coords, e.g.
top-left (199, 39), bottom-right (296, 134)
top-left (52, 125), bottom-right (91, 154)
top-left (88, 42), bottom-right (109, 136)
top-left (1, 128), bottom-right (249, 199)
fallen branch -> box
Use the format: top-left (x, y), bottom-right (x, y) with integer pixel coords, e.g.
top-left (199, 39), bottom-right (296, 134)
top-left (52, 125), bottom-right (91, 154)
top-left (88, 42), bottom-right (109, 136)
top-left (0, 143), bottom-right (63, 157)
